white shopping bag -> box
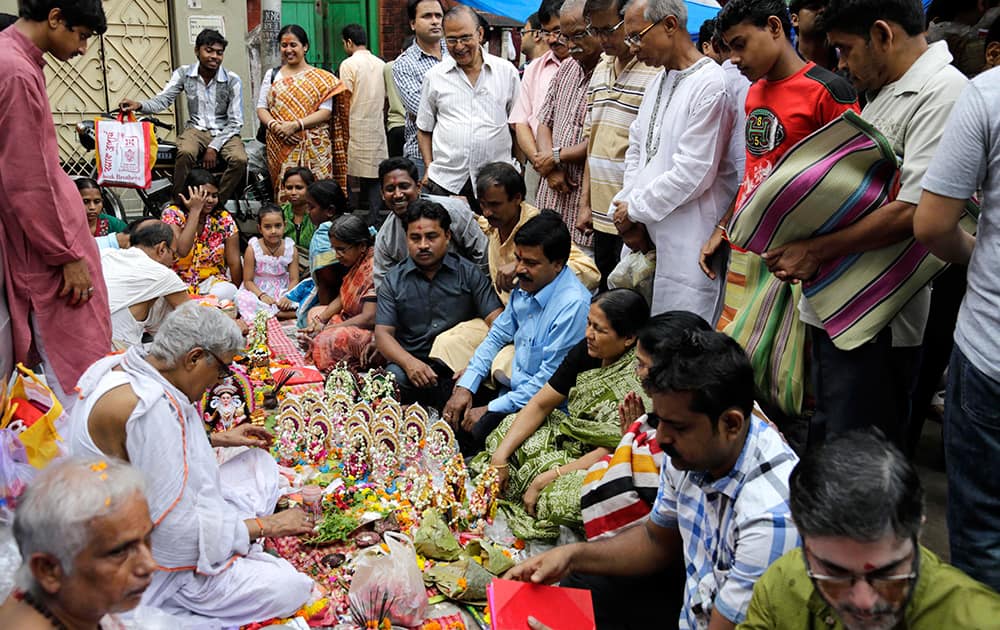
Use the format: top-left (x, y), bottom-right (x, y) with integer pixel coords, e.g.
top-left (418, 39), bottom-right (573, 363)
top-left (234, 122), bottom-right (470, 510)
top-left (95, 112), bottom-right (157, 189)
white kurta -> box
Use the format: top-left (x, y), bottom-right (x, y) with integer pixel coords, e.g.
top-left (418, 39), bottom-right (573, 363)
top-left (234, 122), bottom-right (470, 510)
top-left (68, 347), bottom-right (312, 626)
top-left (612, 58), bottom-right (736, 320)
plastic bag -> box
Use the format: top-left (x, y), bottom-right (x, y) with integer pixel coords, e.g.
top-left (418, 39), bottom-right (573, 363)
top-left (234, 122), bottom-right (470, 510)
top-left (0, 429), bottom-right (35, 524)
top-left (2, 364), bottom-right (63, 468)
top-left (95, 112), bottom-right (158, 189)
top-left (349, 532), bottom-right (427, 627)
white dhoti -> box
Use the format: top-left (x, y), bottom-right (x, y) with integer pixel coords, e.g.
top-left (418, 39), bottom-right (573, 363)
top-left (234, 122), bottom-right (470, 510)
top-left (68, 347), bottom-right (312, 627)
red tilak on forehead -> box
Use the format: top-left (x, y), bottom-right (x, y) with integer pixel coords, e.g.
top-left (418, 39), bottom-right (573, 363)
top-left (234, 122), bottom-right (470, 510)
top-left (863, 562), bottom-right (876, 571)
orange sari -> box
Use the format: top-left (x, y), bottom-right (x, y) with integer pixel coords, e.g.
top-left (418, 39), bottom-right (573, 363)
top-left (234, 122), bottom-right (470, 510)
top-left (265, 66), bottom-right (350, 193)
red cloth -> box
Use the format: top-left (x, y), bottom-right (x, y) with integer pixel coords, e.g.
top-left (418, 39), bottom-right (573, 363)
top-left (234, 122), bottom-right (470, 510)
top-left (737, 62), bottom-right (860, 208)
top-left (267, 317), bottom-right (306, 366)
top-left (0, 27), bottom-right (111, 393)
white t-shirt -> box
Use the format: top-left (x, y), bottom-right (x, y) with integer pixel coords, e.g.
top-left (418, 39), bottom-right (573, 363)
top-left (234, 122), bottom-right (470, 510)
top-left (922, 66), bottom-right (1000, 381)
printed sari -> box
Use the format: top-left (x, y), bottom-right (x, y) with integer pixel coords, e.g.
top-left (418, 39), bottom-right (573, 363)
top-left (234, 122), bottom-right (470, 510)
top-left (471, 347), bottom-right (646, 540)
top-left (310, 248), bottom-right (379, 371)
top-left (265, 67), bottom-right (350, 193)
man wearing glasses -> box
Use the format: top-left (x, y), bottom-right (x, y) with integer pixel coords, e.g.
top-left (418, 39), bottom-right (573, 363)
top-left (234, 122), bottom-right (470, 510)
top-left (611, 0), bottom-right (737, 320)
top-left (578, 0), bottom-right (660, 288)
top-left (506, 330), bottom-right (799, 630)
top-left (519, 12), bottom-right (549, 67)
top-left (416, 4), bottom-right (521, 214)
top-left (533, 0), bottom-right (604, 252)
top-left (510, 0), bottom-right (571, 205)
top-left (68, 303), bottom-right (318, 626)
top-left (740, 430), bottom-right (1000, 629)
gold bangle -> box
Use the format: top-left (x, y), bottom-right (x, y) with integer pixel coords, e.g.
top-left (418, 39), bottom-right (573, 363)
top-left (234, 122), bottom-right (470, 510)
top-left (492, 462), bottom-right (509, 469)
top-left (715, 223), bottom-right (727, 233)
top-left (298, 119), bottom-right (305, 131)
top-left (555, 466), bottom-right (562, 478)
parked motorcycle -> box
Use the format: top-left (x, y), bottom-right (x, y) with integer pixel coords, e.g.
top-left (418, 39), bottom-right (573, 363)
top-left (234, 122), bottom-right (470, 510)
top-left (74, 112), bottom-right (272, 221)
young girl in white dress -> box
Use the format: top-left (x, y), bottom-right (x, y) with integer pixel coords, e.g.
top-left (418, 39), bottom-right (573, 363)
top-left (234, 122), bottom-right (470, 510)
top-left (235, 204), bottom-right (299, 320)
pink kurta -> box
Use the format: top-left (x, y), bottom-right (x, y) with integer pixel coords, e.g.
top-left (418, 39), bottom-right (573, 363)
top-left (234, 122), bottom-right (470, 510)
top-left (0, 27), bottom-right (111, 392)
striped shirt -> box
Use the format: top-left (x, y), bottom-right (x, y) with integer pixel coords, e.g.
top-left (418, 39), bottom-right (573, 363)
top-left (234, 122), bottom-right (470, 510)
top-left (650, 411), bottom-right (799, 628)
top-left (536, 58), bottom-right (594, 248)
top-left (392, 41), bottom-right (449, 161)
top-left (584, 55), bottom-right (659, 235)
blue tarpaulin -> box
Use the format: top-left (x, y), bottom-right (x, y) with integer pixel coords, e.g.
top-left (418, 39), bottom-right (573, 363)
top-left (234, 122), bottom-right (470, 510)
top-left (463, 0), bottom-right (722, 39)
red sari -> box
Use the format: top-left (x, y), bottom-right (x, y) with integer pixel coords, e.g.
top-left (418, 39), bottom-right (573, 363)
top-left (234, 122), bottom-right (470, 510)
top-left (311, 249), bottom-right (380, 371)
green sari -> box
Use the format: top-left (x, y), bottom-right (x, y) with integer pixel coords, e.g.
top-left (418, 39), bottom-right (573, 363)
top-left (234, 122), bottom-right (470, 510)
top-left (471, 347), bottom-right (647, 540)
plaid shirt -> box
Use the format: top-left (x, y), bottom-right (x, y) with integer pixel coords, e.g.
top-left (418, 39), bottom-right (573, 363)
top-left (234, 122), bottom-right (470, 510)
top-left (650, 411), bottom-right (800, 628)
top-left (392, 40), bottom-right (449, 161)
top-left (536, 59), bottom-right (594, 248)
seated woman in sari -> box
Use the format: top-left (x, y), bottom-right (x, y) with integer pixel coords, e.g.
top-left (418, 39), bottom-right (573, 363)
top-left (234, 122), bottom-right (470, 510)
top-left (309, 215), bottom-right (380, 371)
top-left (256, 24), bottom-right (350, 195)
top-left (277, 179), bottom-right (351, 329)
top-left (162, 169), bottom-right (242, 300)
top-left (470, 289), bottom-right (650, 540)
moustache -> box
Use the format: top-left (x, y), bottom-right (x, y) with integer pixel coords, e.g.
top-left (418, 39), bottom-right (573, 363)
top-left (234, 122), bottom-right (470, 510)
top-left (516, 273), bottom-right (531, 283)
top-left (660, 443), bottom-right (680, 459)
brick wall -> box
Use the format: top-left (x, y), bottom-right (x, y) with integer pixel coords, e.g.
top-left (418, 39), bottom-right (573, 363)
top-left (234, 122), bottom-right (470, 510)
top-left (380, 0), bottom-right (462, 61)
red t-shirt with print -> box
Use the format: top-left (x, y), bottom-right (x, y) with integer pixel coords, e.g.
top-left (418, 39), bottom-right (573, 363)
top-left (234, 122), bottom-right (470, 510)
top-left (736, 61), bottom-right (860, 209)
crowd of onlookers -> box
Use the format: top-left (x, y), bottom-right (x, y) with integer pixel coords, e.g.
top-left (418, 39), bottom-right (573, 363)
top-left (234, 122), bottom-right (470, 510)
top-left (3, 0), bottom-right (1000, 627)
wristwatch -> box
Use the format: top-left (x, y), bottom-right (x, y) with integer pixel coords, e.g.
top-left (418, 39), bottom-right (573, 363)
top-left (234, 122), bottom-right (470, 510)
top-left (552, 146), bottom-right (562, 165)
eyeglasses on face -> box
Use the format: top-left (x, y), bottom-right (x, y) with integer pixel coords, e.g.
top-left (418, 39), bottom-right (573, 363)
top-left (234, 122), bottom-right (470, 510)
top-left (558, 29), bottom-right (592, 43)
top-left (540, 28), bottom-right (562, 40)
top-left (444, 34), bottom-right (477, 46)
top-left (804, 546), bottom-right (918, 602)
top-left (332, 242), bottom-right (358, 256)
top-left (587, 19), bottom-right (624, 38)
top-left (624, 16), bottom-right (664, 48)
top-left (205, 349), bottom-right (234, 379)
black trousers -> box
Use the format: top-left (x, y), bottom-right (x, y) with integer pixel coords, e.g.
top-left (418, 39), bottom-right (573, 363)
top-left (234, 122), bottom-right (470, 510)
top-left (457, 409), bottom-right (507, 456)
top-left (808, 324), bottom-right (920, 450)
top-left (561, 566), bottom-right (685, 630)
top-left (424, 177), bottom-right (479, 214)
top-left (593, 231), bottom-right (623, 292)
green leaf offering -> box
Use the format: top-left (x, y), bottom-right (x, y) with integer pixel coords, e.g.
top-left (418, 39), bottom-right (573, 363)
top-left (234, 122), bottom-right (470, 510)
top-left (306, 510), bottom-right (360, 544)
top-left (424, 557), bottom-right (493, 603)
top-left (414, 509), bottom-right (461, 561)
top-left (462, 539), bottom-right (515, 575)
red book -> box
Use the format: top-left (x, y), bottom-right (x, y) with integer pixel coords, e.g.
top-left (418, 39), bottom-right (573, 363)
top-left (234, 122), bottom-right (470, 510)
top-left (487, 578), bottom-right (595, 630)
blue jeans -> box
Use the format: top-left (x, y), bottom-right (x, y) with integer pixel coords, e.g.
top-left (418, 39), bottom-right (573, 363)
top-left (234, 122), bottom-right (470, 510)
top-left (944, 346), bottom-right (1000, 591)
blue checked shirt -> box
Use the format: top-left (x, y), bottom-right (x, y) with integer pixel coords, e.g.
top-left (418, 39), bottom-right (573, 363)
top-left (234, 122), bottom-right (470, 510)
top-left (392, 41), bottom-right (449, 161)
top-left (650, 411), bottom-right (800, 628)
top-left (456, 266), bottom-right (590, 414)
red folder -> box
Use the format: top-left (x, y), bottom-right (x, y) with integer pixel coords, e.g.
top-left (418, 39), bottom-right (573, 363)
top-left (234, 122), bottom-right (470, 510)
top-left (487, 578), bottom-right (595, 630)
top-left (276, 367), bottom-right (324, 385)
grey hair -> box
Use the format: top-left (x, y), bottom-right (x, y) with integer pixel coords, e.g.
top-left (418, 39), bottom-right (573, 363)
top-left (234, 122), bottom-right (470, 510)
top-left (645, 0), bottom-right (687, 28)
top-left (148, 302), bottom-right (243, 367)
top-left (329, 214), bottom-right (373, 247)
top-left (583, 0), bottom-right (624, 18)
top-left (560, 0), bottom-right (587, 17)
top-left (789, 429), bottom-right (924, 542)
top-left (443, 3), bottom-right (480, 26)
top-left (14, 457), bottom-right (147, 591)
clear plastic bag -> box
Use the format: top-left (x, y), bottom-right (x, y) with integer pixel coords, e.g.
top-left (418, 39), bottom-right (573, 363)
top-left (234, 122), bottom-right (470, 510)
top-left (0, 428), bottom-right (35, 525)
top-left (349, 532), bottom-right (427, 627)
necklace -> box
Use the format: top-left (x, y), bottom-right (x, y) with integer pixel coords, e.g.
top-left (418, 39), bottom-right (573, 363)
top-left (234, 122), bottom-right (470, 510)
top-left (19, 591), bottom-right (69, 630)
top-left (644, 57), bottom-right (713, 166)
top-left (261, 239), bottom-right (282, 257)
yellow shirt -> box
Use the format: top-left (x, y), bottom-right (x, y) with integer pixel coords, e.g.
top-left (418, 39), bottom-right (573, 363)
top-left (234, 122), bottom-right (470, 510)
top-left (339, 49), bottom-right (388, 178)
top-left (478, 202), bottom-right (600, 304)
